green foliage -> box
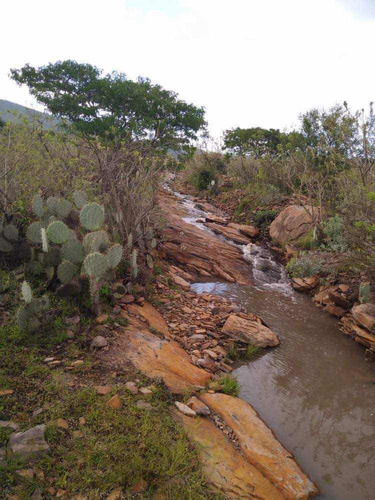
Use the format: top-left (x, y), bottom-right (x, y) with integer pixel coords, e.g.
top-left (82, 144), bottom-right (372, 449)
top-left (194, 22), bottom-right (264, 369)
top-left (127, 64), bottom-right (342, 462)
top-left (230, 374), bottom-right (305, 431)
top-left (218, 375), bottom-right (239, 397)
top-left (17, 281), bottom-right (50, 332)
top-left (11, 60), bottom-right (206, 149)
top-left (80, 202), bottom-right (105, 231)
top-left (286, 254), bottom-right (325, 278)
top-left (320, 215), bottom-right (348, 252)
top-left (252, 209), bottom-right (277, 230)
top-left (0, 217), bottom-right (19, 253)
top-left (359, 282), bottom-right (371, 304)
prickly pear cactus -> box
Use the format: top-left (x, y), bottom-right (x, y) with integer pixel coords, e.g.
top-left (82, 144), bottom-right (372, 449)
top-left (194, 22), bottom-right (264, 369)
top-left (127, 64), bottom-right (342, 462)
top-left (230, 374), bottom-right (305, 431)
top-left (18, 281), bottom-right (51, 332)
top-left (80, 203), bottom-right (105, 231)
top-left (0, 217), bottom-right (19, 253)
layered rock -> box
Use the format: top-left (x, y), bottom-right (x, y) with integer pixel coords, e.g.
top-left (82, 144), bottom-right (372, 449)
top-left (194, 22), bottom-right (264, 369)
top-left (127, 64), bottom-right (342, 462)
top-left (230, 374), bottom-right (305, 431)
top-left (174, 411), bottom-right (284, 499)
top-left (351, 303), bottom-right (375, 332)
top-left (200, 393), bottom-right (318, 499)
top-left (205, 222), bottom-right (251, 245)
top-left (222, 313), bottom-right (279, 347)
top-left (270, 205), bottom-right (317, 244)
top-left (292, 277), bottom-right (319, 292)
top-left (159, 192), bottom-right (253, 285)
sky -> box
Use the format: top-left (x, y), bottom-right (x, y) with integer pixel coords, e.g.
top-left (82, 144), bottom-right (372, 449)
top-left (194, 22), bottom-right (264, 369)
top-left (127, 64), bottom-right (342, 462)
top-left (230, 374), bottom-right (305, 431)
top-left (2, 0), bottom-right (375, 138)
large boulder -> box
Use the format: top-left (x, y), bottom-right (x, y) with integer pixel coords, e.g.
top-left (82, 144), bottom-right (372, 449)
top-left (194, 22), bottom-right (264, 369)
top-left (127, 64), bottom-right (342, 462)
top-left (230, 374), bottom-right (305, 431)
top-left (221, 314), bottom-right (279, 347)
top-left (352, 303), bottom-right (375, 332)
top-left (270, 205), bottom-right (317, 244)
top-left (8, 424), bottom-right (49, 461)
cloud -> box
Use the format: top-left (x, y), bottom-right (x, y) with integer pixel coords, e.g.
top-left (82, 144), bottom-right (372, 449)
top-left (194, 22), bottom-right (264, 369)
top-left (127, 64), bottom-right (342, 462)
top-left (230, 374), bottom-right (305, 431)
top-left (337, 0), bottom-right (375, 19)
top-left (2, 0), bottom-right (375, 138)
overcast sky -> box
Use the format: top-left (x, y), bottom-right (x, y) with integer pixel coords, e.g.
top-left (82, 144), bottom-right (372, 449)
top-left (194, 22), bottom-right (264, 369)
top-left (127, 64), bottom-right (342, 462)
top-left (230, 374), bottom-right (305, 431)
top-left (2, 0), bottom-right (375, 138)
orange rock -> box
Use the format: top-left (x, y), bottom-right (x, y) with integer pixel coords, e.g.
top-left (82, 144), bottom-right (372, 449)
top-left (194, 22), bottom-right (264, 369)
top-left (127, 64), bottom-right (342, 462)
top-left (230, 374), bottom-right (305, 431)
top-left (96, 314), bottom-right (109, 324)
top-left (173, 410), bottom-right (284, 499)
top-left (107, 394), bottom-right (122, 409)
top-left (101, 326), bottom-right (211, 394)
top-left (127, 302), bottom-right (170, 337)
top-left (200, 393), bottom-right (318, 499)
top-left (95, 385), bottom-right (111, 395)
top-left (222, 314), bottom-right (279, 347)
top-left (57, 418), bottom-right (69, 429)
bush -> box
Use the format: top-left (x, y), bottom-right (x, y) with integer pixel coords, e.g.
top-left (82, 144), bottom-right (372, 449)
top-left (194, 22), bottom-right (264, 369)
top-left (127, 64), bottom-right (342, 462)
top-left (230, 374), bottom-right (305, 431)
top-left (286, 253), bottom-right (326, 278)
top-left (252, 209), bottom-right (277, 230)
top-left (321, 215), bottom-right (348, 252)
top-left (184, 151), bottom-right (225, 191)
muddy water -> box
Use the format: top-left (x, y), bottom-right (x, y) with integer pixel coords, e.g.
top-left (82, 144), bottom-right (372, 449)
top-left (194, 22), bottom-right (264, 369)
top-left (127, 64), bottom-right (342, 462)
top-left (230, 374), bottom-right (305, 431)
top-left (176, 193), bottom-right (375, 499)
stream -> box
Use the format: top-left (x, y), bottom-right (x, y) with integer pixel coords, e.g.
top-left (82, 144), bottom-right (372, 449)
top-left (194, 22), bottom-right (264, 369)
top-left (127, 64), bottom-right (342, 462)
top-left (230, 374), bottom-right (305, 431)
top-left (176, 192), bottom-right (375, 500)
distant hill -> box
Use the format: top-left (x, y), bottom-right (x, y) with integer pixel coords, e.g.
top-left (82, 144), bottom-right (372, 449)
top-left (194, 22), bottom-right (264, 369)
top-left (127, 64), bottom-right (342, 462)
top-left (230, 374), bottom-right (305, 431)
top-left (0, 99), bottom-right (62, 129)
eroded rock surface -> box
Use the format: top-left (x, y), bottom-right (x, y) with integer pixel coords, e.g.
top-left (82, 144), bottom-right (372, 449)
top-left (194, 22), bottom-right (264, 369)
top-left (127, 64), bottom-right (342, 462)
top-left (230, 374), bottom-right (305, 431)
top-left (174, 410), bottom-right (284, 499)
top-left (352, 303), bottom-right (375, 332)
top-left (159, 192), bottom-right (253, 285)
top-left (200, 393), bottom-right (318, 499)
top-left (270, 205), bottom-right (317, 244)
top-left (102, 326), bottom-right (211, 393)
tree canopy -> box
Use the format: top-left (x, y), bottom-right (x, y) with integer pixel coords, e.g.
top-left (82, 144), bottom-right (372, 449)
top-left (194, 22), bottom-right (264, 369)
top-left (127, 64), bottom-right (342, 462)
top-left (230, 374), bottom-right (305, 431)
top-left (11, 60), bottom-right (206, 150)
top-left (223, 127), bottom-right (287, 157)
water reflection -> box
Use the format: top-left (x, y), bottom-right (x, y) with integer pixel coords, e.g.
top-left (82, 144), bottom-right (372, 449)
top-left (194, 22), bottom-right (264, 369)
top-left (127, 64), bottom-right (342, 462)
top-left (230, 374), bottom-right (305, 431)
top-left (192, 281), bottom-right (375, 500)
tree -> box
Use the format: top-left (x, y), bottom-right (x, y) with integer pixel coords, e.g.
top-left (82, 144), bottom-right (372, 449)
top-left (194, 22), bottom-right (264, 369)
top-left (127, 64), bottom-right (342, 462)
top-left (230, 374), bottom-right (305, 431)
top-left (10, 60), bottom-right (206, 150)
top-left (222, 127), bottom-right (284, 158)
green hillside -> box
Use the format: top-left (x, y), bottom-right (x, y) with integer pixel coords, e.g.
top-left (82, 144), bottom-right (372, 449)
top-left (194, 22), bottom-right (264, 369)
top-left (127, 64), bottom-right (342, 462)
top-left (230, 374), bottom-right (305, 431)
top-left (0, 99), bottom-right (61, 129)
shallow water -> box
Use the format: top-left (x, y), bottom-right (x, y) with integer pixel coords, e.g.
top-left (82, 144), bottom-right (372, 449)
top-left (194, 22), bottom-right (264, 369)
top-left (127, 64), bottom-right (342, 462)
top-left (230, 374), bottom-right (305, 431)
top-left (176, 193), bottom-right (375, 499)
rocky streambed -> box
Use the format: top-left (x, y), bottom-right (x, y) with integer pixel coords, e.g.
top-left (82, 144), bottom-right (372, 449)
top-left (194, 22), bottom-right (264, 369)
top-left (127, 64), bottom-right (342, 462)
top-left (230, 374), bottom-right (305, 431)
top-left (158, 189), bottom-right (375, 499)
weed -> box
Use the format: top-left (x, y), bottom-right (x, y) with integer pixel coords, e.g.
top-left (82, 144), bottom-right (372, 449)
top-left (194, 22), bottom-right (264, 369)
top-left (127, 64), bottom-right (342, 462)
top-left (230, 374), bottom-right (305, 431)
top-left (218, 375), bottom-right (239, 397)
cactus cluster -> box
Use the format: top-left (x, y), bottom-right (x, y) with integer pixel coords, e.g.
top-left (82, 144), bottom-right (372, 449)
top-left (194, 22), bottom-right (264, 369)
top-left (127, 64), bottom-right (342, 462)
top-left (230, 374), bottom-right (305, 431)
top-left (26, 191), bottom-right (123, 312)
top-left (17, 281), bottom-right (50, 332)
top-left (0, 216), bottom-right (19, 253)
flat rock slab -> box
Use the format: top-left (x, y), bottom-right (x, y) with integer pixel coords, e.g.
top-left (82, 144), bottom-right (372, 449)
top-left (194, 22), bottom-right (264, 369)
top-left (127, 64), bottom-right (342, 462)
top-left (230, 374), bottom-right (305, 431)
top-left (126, 302), bottom-right (170, 337)
top-left (173, 410), bottom-right (284, 499)
top-left (222, 314), bottom-right (279, 347)
top-left (9, 424), bottom-right (49, 461)
top-left (205, 222), bottom-right (251, 245)
top-left (159, 193), bottom-right (253, 285)
top-left (200, 393), bottom-right (318, 499)
top-left (102, 326), bottom-right (211, 393)
top-left (352, 303), bottom-right (375, 332)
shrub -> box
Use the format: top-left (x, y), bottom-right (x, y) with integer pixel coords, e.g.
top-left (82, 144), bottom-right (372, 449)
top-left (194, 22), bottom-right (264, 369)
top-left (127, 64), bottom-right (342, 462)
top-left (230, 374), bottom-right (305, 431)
top-left (320, 215), bottom-right (348, 252)
top-left (286, 253), bottom-right (326, 278)
top-left (218, 375), bottom-right (239, 397)
top-left (252, 209), bottom-right (277, 230)
top-left (184, 151), bottom-right (223, 191)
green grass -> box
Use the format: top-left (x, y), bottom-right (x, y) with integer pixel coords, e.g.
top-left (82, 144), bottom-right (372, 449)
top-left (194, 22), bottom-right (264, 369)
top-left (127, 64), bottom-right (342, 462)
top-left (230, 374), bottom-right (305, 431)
top-left (217, 375), bottom-right (239, 397)
top-left (0, 268), bottom-right (220, 499)
top-left (227, 342), bottom-right (260, 361)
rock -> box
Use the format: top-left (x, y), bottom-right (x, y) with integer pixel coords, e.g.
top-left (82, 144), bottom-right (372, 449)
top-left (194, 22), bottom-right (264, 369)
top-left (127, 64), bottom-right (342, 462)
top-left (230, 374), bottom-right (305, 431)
top-left (352, 303), bottom-right (375, 332)
top-left (188, 334), bottom-right (206, 342)
top-left (127, 302), bottom-right (170, 337)
top-left (96, 314), bottom-right (109, 324)
top-left (173, 410), bottom-right (284, 499)
top-left (136, 401), bottom-right (153, 410)
top-left (79, 417), bottom-right (86, 426)
top-left (205, 222), bottom-right (251, 245)
top-left (17, 468), bottom-right (34, 479)
top-left (200, 393), bottom-right (318, 499)
top-left (57, 418), bottom-right (69, 430)
top-left (292, 276), bottom-right (319, 292)
top-left (73, 430), bottom-right (83, 438)
top-left (125, 382), bottom-right (139, 395)
top-left (270, 205), bottom-right (317, 244)
top-left (95, 385), bottom-right (111, 395)
top-left (91, 336), bottom-right (108, 349)
top-left (107, 394), bottom-right (122, 409)
top-left (121, 294), bottom-right (135, 304)
top-left (222, 314), bottom-right (279, 347)
top-left (139, 387), bottom-right (153, 395)
top-left (325, 304), bottom-right (346, 318)
top-left (32, 408), bottom-right (43, 418)
top-left (9, 424), bottom-right (50, 461)
top-left (102, 327), bottom-right (211, 394)
top-left (186, 396), bottom-right (211, 416)
top-left (107, 489), bottom-right (122, 500)
top-left (170, 273), bottom-right (190, 290)
top-left (339, 284), bottom-right (350, 293)
top-left (131, 479), bottom-right (147, 494)
top-left (0, 420), bottom-right (19, 430)
top-left (70, 360), bottom-right (84, 367)
top-left (0, 389), bottom-right (14, 396)
top-left (159, 193), bottom-right (253, 285)
top-left (328, 290), bottom-right (351, 309)
top-left (228, 222), bottom-right (260, 238)
top-left (175, 401), bottom-right (197, 417)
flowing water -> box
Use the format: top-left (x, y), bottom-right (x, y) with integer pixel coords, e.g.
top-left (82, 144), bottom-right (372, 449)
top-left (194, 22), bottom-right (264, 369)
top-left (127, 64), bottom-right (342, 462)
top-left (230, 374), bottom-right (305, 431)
top-left (176, 192), bottom-right (375, 500)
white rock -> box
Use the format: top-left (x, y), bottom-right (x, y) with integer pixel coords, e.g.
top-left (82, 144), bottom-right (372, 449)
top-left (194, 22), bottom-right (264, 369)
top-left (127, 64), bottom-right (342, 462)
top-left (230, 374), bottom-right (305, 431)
top-left (175, 401), bottom-right (196, 417)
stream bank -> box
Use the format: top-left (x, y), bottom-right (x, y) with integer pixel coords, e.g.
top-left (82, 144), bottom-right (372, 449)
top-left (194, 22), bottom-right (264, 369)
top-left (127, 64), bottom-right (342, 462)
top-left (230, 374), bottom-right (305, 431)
top-left (166, 189), bottom-right (375, 499)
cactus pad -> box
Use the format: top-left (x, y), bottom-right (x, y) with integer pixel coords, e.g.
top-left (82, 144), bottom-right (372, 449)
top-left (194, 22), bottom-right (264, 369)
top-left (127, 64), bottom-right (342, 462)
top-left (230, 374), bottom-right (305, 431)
top-left (27, 222), bottom-right (43, 244)
top-left (83, 252), bottom-right (108, 278)
top-left (3, 224), bottom-right (19, 242)
top-left (0, 236), bottom-right (13, 252)
top-left (28, 261), bottom-right (44, 275)
top-left (46, 221), bottom-right (70, 244)
top-left (44, 248), bottom-right (61, 267)
top-left (73, 190), bottom-right (87, 209)
top-left (107, 244), bottom-right (123, 269)
top-left (80, 203), bottom-right (105, 231)
top-left (56, 199), bottom-right (72, 219)
top-left (83, 231), bottom-right (108, 253)
top-left (58, 260), bottom-right (78, 284)
top-left (32, 194), bottom-right (44, 217)
top-left (61, 239), bottom-right (85, 264)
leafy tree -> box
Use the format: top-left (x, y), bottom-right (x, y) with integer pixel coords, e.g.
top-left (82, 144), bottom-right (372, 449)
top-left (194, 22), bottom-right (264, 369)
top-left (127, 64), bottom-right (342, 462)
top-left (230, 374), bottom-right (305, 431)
top-left (0, 117), bottom-right (5, 130)
top-left (10, 60), bottom-right (206, 150)
top-left (222, 127), bottom-right (283, 158)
